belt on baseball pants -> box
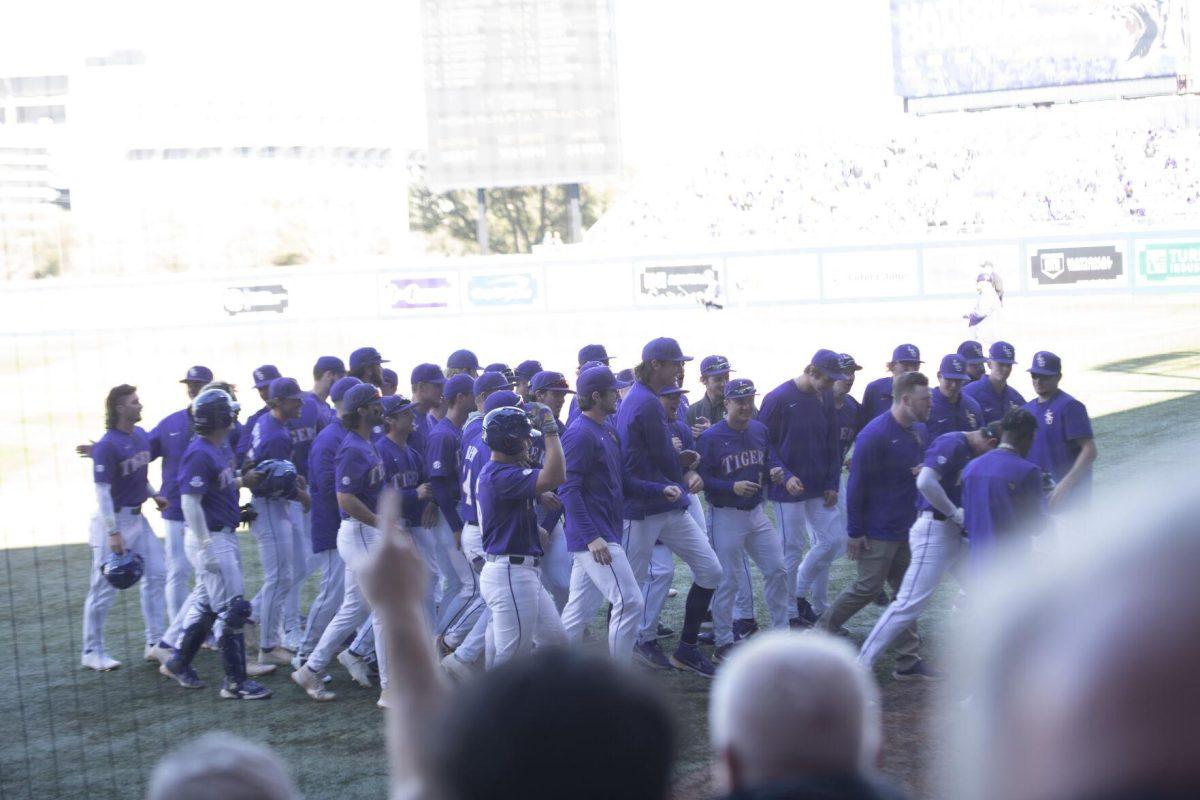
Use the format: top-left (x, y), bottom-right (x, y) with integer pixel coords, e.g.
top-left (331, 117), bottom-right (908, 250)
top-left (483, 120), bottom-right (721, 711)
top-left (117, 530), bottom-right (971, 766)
top-left (485, 554), bottom-right (541, 567)
top-left (919, 510), bottom-right (948, 521)
top-left (118, 506), bottom-right (142, 515)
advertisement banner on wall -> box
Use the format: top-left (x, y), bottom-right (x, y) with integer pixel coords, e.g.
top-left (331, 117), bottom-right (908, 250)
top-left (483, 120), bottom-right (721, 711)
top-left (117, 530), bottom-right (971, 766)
top-left (635, 261), bottom-right (723, 306)
top-left (922, 245), bottom-right (1022, 295)
top-left (821, 249), bottom-right (920, 300)
top-left (379, 272), bottom-right (460, 312)
top-left (464, 271), bottom-right (543, 308)
top-left (1136, 241), bottom-right (1200, 286)
top-left (1029, 244), bottom-right (1124, 286)
top-left (724, 253), bottom-right (820, 305)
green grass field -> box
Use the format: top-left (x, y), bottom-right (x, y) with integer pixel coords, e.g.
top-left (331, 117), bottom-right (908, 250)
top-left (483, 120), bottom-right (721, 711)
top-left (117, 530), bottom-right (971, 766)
top-left (2, 388), bottom-right (1197, 800)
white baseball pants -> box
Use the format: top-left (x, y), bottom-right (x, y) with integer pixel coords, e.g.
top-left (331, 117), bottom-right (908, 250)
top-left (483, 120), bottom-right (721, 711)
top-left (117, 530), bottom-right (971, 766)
top-left (559, 544), bottom-right (645, 664)
top-left (639, 544), bottom-right (676, 642)
top-left (857, 513), bottom-right (966, 669)
top-left (306, 520), bottom-right (386, 680)
top-left (283, 500), bottom-right (319, 646)
top-left (538, 519), bottom-right (571, 612)
top-left (249, 496), bottom-right (294, 650)
top-left (710, 506), bottom-right (791, 646)
top-left (82, 509), bottom-right (166, 655)
top-left (297, 548), bottom-right (345, 659)
top-left (162, 518), bottom-right (193, 621)
top-left (179, 528), bottom-right (244, 639)
top-left (480, 559), bottom-right (565, 666)
top-left (431, 511), bottom-right (483, 641)
top-left (776, 498), bottom-right (842, 615)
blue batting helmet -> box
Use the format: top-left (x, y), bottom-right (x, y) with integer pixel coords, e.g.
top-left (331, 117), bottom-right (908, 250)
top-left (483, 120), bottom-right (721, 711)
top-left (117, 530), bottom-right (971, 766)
top-left (483, 406), bottom-right (540, 457)
top-left (101, 551), bottom-right (144, 590)
top-left (251, 459), bottom-right (299, 499)
top-left (192, 388), bottom-right (238, 435)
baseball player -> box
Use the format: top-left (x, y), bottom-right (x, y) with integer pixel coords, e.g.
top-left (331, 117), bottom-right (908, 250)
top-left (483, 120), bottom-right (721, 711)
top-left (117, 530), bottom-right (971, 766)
top-left (514, 359), bottom-right (543, 402)
top-left (567, 343), bottom-right (614, 424)
top-left (696, 378), bottom-right (791, 663)
top-left (446, 349), bottom-right (480, 379)
top-left (857, 344), bottom-right (923, 429)
top-left (441, 388), bottom-right (523, 678)
top-left (426, 374), bottom-right (480, 642)
top-left (659, 386), bottom-right (707, 532)
top-left (245, 377), bottom-right (311, 666)
top-left (292, 376), bottom-right (361, 670)
top-left (857, 422), bottom-right (1001, 673)
top-left (234, 364), bottom-right (281, 467)
top-left (159, 388), bottom-right (271, 698)
top-left (758, 349), bottom-right (845, 627)
top-left (477, 403), bottom-right (568, 664)
top-left (966, 264), bottom-right (1004, 346)
top-left (818, 372), bottom-right (936, 680)
top-left (348, 346), bottom-right (387, 388)
top-left (618, 337), bottom-right (722, 677)
top-left (558, 366), bottom-right (646, 663)
top-left (484, 362), bottom-right (516, 383)
top-left (380, 368), bottom-right (398, 397)
top-left (81, 384), bottom-right (168, 671)
top-left (927, 354), bottom-right (983, 441)
top-left (408, 363), bottom-right (446, 459)
top-left (148, 365), bottom-right (213, 621)
top-left (292, 383), bottom-right (389, 703)
top-left (686, 355), bottom-right (733, 436)
top-left (963, 341), bottom-right (1026, 425)
top-left (1023, 352), bottom-right (1097, 514)
top-left (528, 370), bottom-right (575, 610)
top-left (957, 341), bottom-right (987, 383)
top-left (961, 408), bottom-right (1048, 565)
top-left (301, 356), bottom-right (344, 430)
top-left (832, 353), bottom-right (864, 548)
top-left (673, 360), bottom-right (692, 424)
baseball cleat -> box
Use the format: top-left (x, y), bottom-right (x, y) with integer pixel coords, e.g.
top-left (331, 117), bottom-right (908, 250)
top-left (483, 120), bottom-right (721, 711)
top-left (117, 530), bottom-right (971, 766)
top-left (220, 678), bottom-right (272, 700)
top-left (633, 640), bottom-right (673, 671)
top-left (697, 630), bottom-right (716, 645)
top-left (795, 598), bottom-right (820, 627)
top-left (245, 660), bottom-right (277, 678)
top-left (655, 623), bottom-right (675, 640)
top-left (732, 618), bottom-right (759, 640)
top-left (282, 630), bottom-right (302, 653)
top-left (441, 652), bottom-right (474, 681)
top-left (669, 643), bottom-right (716, 678)
top-left (148, 642), bottom-right (175, 666)
top-left (257, 648), bottom-right (294, 667)
top-left (434, 634), bottom-right (456, 658)
top-left (159, 660), bottom-right (205, 689)
top-left (789, 617), bottom-right (813, 630)
top-left (873, 590), bottom-right (891, 607)
top-left (338, 649), bottom-right (373, 688)
top-left (292, 666), bottom-right (336, 701)
top-left (376, 690), bottom-right (392, 709)
top-left (666, 588), bottom-right (678, 599)
top-left (81, 651), bottom-right (121, 671)
top-left (893, 661), bottom-right (946, 682)
top-left (202, 636), bottom-right (218, 652)
top-left (712, 643), bottom-right (735, 664)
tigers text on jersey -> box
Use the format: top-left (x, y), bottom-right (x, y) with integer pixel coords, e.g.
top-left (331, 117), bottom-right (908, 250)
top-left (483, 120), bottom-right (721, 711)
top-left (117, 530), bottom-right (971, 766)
top-left (92, 427), bottom-right (153, 509)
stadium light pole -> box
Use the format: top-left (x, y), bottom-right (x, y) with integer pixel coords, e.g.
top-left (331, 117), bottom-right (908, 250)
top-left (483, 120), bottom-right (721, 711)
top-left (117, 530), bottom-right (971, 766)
top-left (567, 183), bottom-right (582, 243)
top-left (476, 188), bottom-right (489, 254)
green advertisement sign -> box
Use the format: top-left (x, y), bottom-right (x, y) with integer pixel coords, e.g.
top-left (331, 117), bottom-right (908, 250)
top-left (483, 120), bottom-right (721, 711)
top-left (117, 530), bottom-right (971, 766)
top-left (1140, 243), bottom-right (1200, 282)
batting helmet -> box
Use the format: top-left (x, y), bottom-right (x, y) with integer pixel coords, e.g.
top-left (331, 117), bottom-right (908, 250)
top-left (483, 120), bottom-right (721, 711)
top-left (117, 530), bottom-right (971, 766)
top-left (192, 388), bottom-right (237, 435)
top-left (250, 459), bottom-right (299, 499)
top-left (101, 551), bottom-right (144, 590)
top-left (483, 406), bottom-right (540, 457)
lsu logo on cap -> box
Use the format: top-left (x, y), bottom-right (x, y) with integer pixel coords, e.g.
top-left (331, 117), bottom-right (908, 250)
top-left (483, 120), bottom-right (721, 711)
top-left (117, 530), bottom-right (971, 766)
top-left (906, 345), bottom-right (918, 358)
top-left (952, 357), bottom-right (964, 372)
top-left (1036, 353), bottom-right (1046, 368)
top-left (1000, 344), bottom-right (1013, 359)
top-left (189, 476), bottom-right (204, 488)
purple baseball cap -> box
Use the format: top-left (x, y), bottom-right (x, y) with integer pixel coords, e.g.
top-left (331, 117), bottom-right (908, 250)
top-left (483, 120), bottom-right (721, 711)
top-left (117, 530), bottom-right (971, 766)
top-left (330, 376), bottom-right (363, 403)
top-left (181, 365), bottom-right (214, 384)
top-left (483, 390), bottom-right (522, 412)
top-left (515, 360), bottom-right (543, 382)
top-left (642, 337), bottom-right (692, 363)
top-left (724, 378), bottom-right (758, 399)
top-left (616, 368), bottom-right (634, 383)
top-left (381, 395), bottom-right (415, 416)
top-left (988, 341), bottom-right (1017, 364)
top-left (444, 373), bottom-right (475, 400)
top-left (473, 371), bottom-right (514, 395)
top-left (252, 364), bottom-right (282, 389)
top-left (343, 383), bottom-right (383, 414)
top-left (811, 349), bottom-right (850, 382)
top-left (938, 354), bottom-right (970, 381)
top-left (577, 344), bottom-right (612, 365)
top-left (381, 368), bottom-right (398, 389)
top-left (579, 359), bottom-right (606, 372)
top-left (891, 344), bottom-right (923, 364)
top-left (957, 341), bottom-right (986, 365)
top-left (1028, 351), bottom-right (1062, 376)
top-left (484, 362), bottom-right (511, 374)
top-left (314, 355), bottom-right (346, 376)
top-left (411, 363), bottom-right (446, 385)
top-left (349, 347), bottom-right (387, 371)
top-left (447, 349), bottom-right (479, 371)
top-left (531, 370), bottom-right (575, 395)
top-left (700, 355), bottom-right (733, 377)
top-left (658, 386), bottom-right (689, 396)
top-left (576, 366), bottom-right (630, 397)
top-left (268, 377), bottom-right (303, 400)
top-left (838, 353), bottom-right (863, 373)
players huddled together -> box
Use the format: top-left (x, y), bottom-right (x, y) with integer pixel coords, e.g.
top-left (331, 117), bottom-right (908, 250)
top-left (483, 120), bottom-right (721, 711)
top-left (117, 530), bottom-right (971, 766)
top-left (79, 336), bottom-right (1096, 703)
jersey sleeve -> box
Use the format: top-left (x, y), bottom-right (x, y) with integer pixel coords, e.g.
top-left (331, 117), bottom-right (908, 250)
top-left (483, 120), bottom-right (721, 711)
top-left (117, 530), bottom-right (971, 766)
top-left (92, 439), bottom-right (116, 485)
top-left (147, 421), bottom-right (163, 461)
top-left (178, 448), bottom-right (212, 496)
top-left (1063, 399), bottom-right (1094, 442)
top-left (496, 464), bottom-right (540, 501)
top-left (425, 430), bottom-right (457, 478)
top-left (922, 434), bottom-right (963, 475)
top-left (335, 447), bottom-right (370, 495)
top-left (845, 429), bottom-right (880, 538)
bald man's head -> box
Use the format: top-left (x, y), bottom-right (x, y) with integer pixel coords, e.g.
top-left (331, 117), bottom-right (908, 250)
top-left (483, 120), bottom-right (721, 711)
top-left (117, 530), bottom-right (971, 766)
top-left (710, 632), bottom-right (880, 792)
top-left (955, 492), bottom-right (1200, 800)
